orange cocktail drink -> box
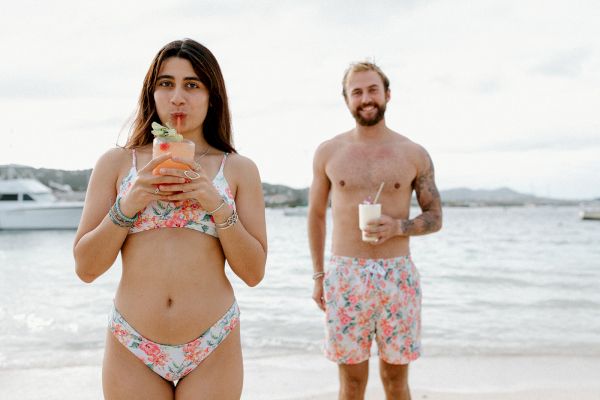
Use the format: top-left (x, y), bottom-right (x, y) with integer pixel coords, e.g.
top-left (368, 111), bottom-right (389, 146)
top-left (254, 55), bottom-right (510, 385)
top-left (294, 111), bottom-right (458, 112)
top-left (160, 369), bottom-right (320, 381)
top-left (150, 121), bottom-right (195, 175)
top-left (152, 138), bottom-right (195, 175)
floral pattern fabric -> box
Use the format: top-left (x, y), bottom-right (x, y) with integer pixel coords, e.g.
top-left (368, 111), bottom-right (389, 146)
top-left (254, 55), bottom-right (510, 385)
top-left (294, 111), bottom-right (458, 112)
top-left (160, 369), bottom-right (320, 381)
top-left (109, 301), bottom-right (240, 382)
top-left (118, 151), bottom-right (235, 237)
top-left (323, 255), bottom-right (421, 365)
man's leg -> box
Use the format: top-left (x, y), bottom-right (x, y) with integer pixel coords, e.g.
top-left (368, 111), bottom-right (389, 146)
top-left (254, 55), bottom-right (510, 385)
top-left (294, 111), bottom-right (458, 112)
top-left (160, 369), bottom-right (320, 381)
top-left (379, 360), bottom-right (411, 400)
top-left (338, 361), bottom-right (369, 400)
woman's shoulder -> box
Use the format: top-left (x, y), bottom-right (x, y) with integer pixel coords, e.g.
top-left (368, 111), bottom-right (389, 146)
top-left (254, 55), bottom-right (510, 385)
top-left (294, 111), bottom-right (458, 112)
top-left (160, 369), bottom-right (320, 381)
top-left (224, 152), bottom-right (260, 182)
top-left (94, 147), bottom-right (132, 170)
top-left (90, 147), bottom-right (136, 183)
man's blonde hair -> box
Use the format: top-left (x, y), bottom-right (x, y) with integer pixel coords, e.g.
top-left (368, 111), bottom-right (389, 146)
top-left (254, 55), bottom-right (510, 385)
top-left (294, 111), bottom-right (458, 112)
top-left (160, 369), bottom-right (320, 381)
top-left (342, 61), bottom-right (390, 98)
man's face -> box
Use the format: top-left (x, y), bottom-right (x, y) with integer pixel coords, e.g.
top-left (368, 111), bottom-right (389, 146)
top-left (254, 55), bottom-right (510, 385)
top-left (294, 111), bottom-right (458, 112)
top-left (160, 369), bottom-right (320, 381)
top-left (344, 70), bottom-right (390, 127)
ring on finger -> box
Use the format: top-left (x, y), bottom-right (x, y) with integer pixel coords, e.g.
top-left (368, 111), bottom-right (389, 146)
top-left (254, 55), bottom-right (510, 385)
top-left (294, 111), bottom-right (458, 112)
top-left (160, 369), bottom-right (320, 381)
top-left (154, 187), bottom-right (160, 195)
top-left (184, 170), bottom-right (201, 180)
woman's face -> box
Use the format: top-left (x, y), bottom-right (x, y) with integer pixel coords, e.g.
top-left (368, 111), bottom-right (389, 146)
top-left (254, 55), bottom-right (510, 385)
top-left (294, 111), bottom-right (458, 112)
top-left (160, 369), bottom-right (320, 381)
top-left (153, 57), bottom-right (210, 137)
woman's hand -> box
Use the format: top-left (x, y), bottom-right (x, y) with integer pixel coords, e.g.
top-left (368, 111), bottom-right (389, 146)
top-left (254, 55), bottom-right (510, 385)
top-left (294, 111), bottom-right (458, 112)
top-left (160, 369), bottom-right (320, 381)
top-left (154, 156), bottom-right (224, 213)
top-left (118, 154), bottom-right (186, 217)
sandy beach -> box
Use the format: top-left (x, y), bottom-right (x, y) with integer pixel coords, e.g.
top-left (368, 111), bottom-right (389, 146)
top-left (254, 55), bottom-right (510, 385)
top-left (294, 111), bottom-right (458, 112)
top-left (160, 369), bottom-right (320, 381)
top-left (2, 354), bottom-right (600, 399)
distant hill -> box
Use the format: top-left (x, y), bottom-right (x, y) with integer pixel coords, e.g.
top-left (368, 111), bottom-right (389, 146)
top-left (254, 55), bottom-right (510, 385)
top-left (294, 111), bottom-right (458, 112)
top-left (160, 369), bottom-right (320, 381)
top-left (438, 187), bottom-right (577, 206)
top-left (0, 164), bottom-right (581, 207)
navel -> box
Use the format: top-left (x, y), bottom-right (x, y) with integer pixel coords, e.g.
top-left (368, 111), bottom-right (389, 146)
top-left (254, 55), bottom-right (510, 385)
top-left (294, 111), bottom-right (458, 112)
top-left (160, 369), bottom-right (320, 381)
top-left (167, 298), bottom-right (173, 308)
top-left (394, 182), bottom-right (401, 189)
top-left (339, 180), bottom-right (346, 187)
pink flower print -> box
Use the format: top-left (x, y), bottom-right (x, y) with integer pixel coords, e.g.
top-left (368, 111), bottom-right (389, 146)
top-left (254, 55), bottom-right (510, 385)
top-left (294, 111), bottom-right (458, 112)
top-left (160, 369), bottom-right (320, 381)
top-left (348, 295), bottom-right (358, 305)
top-left (184, 340), bottom-right (201, 362)
top-left (112, 324), bottom-right (127, 338)
top-left (225, 187), bottom-right (234, 200)
top-left (227, 318), bottom-right (238, 331)
top-left (339, 312), bottom-right (352, 326)
top-left (148, 351), bottom-right (168, 367)
top-left (139, 341), bottom-right (161, 356)
top-left (401, 270), bottom-right (408, 282)
top-left (381, 320), bottom-right (394, 338)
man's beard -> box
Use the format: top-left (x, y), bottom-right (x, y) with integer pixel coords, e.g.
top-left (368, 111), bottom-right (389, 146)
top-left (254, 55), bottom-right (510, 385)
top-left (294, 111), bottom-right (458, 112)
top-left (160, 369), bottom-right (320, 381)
top-left (351, 101), bottom-right (387, 126)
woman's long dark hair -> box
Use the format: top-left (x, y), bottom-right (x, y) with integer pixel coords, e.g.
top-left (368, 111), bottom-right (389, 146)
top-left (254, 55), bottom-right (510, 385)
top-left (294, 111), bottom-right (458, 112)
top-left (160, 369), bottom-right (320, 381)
top-left (126, 39), bottom-right (236, 153)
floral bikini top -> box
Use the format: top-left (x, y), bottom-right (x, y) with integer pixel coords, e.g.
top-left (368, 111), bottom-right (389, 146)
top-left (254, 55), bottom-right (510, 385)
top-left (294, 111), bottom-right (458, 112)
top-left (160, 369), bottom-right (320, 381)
top-left (117, 149), bottom-right (236, 237)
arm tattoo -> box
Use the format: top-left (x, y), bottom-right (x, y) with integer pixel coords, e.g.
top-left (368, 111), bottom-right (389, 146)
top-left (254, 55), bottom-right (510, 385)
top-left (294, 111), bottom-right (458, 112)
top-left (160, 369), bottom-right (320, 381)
top-left (403, 152), bottom-right (442, 236)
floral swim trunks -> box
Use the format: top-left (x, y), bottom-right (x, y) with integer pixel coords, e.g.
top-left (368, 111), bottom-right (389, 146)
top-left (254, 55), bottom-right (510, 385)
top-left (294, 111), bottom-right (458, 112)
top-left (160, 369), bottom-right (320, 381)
top-left (323, 255), bottom-right (421, 365)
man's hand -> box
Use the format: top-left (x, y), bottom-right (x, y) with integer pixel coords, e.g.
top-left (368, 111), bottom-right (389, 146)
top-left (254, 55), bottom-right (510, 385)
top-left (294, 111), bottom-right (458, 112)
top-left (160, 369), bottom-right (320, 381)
top-left (312, 278), bottom-right (326, 311)
top-left (364, 214), bottom-right (403, 245)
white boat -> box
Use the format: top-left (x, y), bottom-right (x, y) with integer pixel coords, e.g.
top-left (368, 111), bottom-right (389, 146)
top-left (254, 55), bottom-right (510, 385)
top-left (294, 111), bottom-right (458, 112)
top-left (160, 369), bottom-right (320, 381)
top-left (0, 179), bottom-right (84, 230)
top-left (283, 207), bottom-right (307, 217)
top-left (580, 208), bottom-right (600, 221)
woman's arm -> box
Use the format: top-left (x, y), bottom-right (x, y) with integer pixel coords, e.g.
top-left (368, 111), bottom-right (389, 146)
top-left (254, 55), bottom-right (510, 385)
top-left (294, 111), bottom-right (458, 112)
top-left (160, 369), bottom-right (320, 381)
top-left (213, 155), bottom-right (267, 287)
top-left (73, 149), bottom-right (180, 283)
top-left (73, 149), bottom-right (130, 283)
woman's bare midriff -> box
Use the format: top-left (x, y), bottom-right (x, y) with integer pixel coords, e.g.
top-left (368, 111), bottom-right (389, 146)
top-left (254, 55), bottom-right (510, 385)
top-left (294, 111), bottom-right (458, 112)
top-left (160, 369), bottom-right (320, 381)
top-left (114, 228), bottom-right (235, 345)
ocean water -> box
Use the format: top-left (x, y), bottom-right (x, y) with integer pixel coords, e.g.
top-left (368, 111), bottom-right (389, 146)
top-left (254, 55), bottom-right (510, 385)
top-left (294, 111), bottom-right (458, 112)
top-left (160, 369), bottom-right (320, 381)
top-left (1, 206), bottom-right (599, 371)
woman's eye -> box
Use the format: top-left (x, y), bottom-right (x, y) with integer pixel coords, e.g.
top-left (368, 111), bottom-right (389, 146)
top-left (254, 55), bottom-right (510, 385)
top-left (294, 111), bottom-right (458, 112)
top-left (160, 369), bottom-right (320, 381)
top-left (158, 81), bottom-right (173, 87)
top-left (187, 82), bottom-right (200, 89)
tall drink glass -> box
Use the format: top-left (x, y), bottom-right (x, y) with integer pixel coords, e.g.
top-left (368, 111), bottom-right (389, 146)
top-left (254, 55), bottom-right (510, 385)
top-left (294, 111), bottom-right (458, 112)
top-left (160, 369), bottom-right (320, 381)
top-left (358, 203), bottom-right (381, 242)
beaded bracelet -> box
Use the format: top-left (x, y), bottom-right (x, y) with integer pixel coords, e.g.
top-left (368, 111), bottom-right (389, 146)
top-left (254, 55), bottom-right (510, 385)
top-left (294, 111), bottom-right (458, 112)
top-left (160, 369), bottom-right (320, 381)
top-left (108, 198), bottom-right (138, 228)
top-left (108, 206), bottom-right (133, 228)
top-left (206, 199), bottom-right (226, 215)
top-left (114, 197), bottom-right (137, 223)
top-left (312, 272), bottom-right (325, 280)
top-left (215, 210), bottom-right (239, 230)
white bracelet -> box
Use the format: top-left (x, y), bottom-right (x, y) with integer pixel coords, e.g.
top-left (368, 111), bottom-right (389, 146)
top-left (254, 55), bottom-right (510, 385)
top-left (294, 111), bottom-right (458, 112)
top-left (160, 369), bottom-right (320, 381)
top-left (206, 199), bottom-right (226, 215)
top-left (215, 210), bottom-right (238, 230)
top-left (312, 272), bottom-right (325, 280)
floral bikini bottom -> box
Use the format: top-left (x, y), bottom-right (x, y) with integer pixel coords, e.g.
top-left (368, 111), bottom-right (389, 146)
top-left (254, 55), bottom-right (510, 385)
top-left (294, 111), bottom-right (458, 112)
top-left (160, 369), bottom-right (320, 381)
top-left (109, 301), bottom-right (240, 381)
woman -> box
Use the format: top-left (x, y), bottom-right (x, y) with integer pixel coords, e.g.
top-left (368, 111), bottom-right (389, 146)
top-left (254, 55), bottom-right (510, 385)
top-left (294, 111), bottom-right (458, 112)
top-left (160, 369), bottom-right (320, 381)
top-left (74, 39), bottom-right (267, 399)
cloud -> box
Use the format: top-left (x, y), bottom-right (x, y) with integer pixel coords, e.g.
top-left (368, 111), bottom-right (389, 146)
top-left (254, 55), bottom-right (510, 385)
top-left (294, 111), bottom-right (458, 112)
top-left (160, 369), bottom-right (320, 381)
top-left (531, 48), bottom-right (591, 78)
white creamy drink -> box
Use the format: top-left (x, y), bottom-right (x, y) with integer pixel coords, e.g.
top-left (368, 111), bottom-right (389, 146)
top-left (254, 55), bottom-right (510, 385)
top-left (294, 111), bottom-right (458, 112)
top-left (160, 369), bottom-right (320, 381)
top-left (358, 203), bottom-right (381, 242)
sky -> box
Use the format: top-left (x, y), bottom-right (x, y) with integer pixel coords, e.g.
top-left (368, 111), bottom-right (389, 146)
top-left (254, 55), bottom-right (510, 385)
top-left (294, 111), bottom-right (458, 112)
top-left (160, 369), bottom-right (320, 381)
top-left (1, 0), bottom-right (599, 199)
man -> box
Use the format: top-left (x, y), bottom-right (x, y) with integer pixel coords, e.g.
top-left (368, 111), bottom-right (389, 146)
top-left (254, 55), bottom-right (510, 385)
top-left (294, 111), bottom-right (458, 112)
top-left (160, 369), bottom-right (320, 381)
top-left (308, 61), bottom-right (442, 400)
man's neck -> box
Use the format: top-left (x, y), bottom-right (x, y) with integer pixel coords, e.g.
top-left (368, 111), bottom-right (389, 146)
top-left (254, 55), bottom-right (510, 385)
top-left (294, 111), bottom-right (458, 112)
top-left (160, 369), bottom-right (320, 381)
top-left (353, 120), bottom-right (389, 141)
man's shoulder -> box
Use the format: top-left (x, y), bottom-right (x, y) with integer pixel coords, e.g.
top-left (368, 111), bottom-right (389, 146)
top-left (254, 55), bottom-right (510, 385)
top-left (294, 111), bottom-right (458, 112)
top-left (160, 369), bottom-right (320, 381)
top-left (390, 131), bottom-right (428, 154)
top-left (315, 131), bottom-right (352, 154)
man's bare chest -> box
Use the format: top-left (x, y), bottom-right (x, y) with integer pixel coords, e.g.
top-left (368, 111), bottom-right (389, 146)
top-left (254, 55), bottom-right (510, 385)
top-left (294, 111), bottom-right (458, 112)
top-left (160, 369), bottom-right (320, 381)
top-left (326, 146), bottom-right (417, 192)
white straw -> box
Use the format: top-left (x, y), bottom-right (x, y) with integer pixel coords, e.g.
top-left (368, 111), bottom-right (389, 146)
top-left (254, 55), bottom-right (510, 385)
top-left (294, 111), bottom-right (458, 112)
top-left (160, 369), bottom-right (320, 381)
top-left (373, 182), bottom-right (385, 204)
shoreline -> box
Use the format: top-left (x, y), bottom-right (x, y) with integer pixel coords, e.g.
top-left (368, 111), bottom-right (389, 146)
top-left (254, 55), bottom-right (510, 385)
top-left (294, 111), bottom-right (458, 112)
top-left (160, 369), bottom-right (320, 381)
top-left (2, 355), bottom-right (599, 399)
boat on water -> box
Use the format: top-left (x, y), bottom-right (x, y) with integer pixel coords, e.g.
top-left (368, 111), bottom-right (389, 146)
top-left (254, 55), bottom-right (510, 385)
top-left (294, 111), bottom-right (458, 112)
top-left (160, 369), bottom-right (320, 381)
top-left (580, 208), bottom-right (600, 221)
top-left (283, 207), bottom-right (308, 217)
top-left (0, 179), bottom-right (84, 230)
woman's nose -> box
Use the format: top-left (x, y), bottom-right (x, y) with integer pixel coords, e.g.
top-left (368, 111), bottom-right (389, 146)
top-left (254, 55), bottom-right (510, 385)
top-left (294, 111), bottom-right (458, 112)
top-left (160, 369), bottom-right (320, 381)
top-left (170, 88), bottom-right (185, 105)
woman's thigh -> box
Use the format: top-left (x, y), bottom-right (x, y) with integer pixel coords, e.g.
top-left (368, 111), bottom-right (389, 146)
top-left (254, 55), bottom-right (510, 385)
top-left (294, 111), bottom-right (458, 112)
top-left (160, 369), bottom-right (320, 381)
top-left (102, 331), bottom-right (175, 400)
top-left (175, 325), bottom-right (243, 400)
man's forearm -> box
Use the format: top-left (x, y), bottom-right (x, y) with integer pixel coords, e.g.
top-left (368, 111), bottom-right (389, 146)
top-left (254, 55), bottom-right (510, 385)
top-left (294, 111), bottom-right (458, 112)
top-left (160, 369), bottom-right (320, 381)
top-left (398, 210), bottom-right (442, 236)
top-left (308, 215), bottom-right (327, 273)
